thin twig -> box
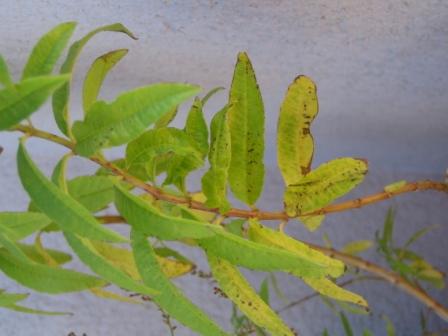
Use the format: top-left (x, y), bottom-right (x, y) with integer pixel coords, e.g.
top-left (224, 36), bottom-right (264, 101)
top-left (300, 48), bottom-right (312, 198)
top-left (10, 124), bottom-right (448, 222)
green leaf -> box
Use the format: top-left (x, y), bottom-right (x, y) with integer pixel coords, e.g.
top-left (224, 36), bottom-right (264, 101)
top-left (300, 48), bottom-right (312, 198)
top-left (277, 75), bottom-right (318, 185)
top-left (247, 219), bottom-right (344, 277)
top-left (0, 55), bottom-right (13, 87)
top-left (207, 253), bottom-right (294, 336)
top-left (0, 249), bottom-right (106, 294)
top-left (284, 158), bottom-right (368, 217)
top-left (22, 22), bottom-right (77, 79)
top-left (340, 312), bottom-right (354, 336)
top-left (201, 106), bottom-right (231, 212)
top-left (0, 212), bottom-right (51, 241)
top-left (185, 98), bottom-right (209, 158)
top-left (201, 86), bottom-right (224, 105)
top-left (125, 127), bottom-right (202, 183)
top-left (0, 290), bottom-right (68, 315)
top-left (302, 277), bottom-right (368, 307)
top-left (383, 315), bottom-right (396, 336)
top-left (17, 142), bottom-right (126, 242)
top-left (18, 243), bottom-right (72, 265)
top-left (67, 176), bottom-right (115, 212)
top-left (52, 23), bottom-right (136, 136)
top-left (0, 75), bottom-right (69, 130)
top-left (131, 229), bottom-right (229, 336)
top-left (114, 183), bottom-right (216, 240)
top-left (403, 225), bottom-right (437, 249)
top-left (259, 278), bottom-right (270, 304)
top-left (51, 153), bottom-right (70, 191)
top-left (226, 219), bottom-right (245, 237)
top-left (341, 240), bottom-right (373, 256)
top-left (72, 83), bottom-right (200, 156)
top-left (227, 52), bottom-right (265, 205)
top-left (64, 232), bottom-right (158, 296)
top-left (82, 49), bottom-right (128, 112)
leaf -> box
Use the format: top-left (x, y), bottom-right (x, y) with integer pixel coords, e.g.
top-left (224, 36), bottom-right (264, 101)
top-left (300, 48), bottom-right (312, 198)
top-left (341, 240), bottom-right (373, 256)
top-left (201, 106), bottom-right (231, 212)
top-left (0, 55), bottom-right (13, 87)
top-left (114, 183), bottom-right (216, 240)
top-left (154, 106), bottom-right (178, 129)
top-left (72, 83), bottom-right (200, 156)
top-left (247, 219), bottom-right (344, 277)
top-left (302, 277), bottom-right (368, 307)
top-left (201, 86), bottom-right (224, 105)
top-left (403, 225), bottom-right (437, 249)
top-left (185, 97), bottom-right (209, 158)
top-left (0, 249), bottom-right (106, 294)
top-left (0, 290), bottom-right (68, 315)
top-left (18, 243), bottom-right (71, 265)
top-left (0, 212), bottom-right (51, 241)
top-left (22, 22), bottom-right (77, 79)
top-left (226, 219), bottom-right (245, 237)
top-left (380, 208), bottom-right (395, 251)
top-left (67, 176), bottom-right (115, 212)
top-left (299, 214), bottom-right (325, 232)
top-left (207, 253), bottom-right (294, 336)
top-left (384, 180), bottom-right (407, 193)
top-left (89, 287), bottom-right (142, 305)
top-left (125, 127), bottom-right (202, 183)
top-left (383, 315), bottom-right (396, 336)
top-left (284, 158), bottom-right (368, 217)
top-left (259, 278), bottom-right (270, 304)
top-left (64, 232), bottom-right (158, 296)
top-left (340, 312), bottom-right (354, 336)
top-left (51, 153), bottom-right (71, 191)
top-left (131, 229), bottom-right (229, 336)
top-left (277, 75), bottom-right (318, 185)
top-left (52, 23), bottom-right (136, 135)
top-left (34, 232), bottom-right (59, 266)
top-left (82, 49), bottom-right (128, 112)
top-left (227, 52), bottom-right (265, 205)
top-left (0, 75), bottom-right (69, 130)
top-left (17, 142), bottom-right (126, 242)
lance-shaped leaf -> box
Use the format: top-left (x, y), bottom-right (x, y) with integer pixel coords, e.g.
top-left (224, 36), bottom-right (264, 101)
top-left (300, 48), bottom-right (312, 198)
top-left (17, 142), bottom-right (125, 243)
top-left (227, 52), bottom-right (265, 205)
top-left (0, 212), bottom-right (51, 241)
top-left (52, 23), bottom-right (136, 135)
top-left (201, 86), bottom-right (224, 105)
top-left (284, 158), bottom-right (368, 217)
top-left (67, 176), bottom-right (115, 212)
top-left (82, 49), bottom-right (128, 112)
top-left (131, 229), bottom-right (229, 336)
top-left (92, 241), bottom-right (193, 279)
top-left (201, 106), bottom-right (231, 212)
top-left (154, 106), bottom-right (178, 128)
top-left (0, 55), bottom-right (13, 87)
top-left (114, 183), bottom-right (216, 240)
top-left (208, 253), bottom-right (294, 336)
top-left (64, 232), bottom-right (158, 296)
top-left (0, 75), bottom-right (69, 130)
top-left (22, 22), bottom-right (77, 79)
top-left (72, 83), bottom-right (200, 156)
top-left (18, 243), bottom-right (72, 265)
top-left (126, 127), bottom-right (202, 182)
top-left (277, 75), bottom-right (318, 185)
top-left (247, 219), bottom-right (344, 278)
top-left (0, 290), bottom-right (68, 315)
top-left (185, 97), bottom-right (208, 158)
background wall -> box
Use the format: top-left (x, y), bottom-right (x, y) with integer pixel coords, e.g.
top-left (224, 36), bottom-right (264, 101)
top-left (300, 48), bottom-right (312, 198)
top-left (0, 1), bottom-right (447, 335)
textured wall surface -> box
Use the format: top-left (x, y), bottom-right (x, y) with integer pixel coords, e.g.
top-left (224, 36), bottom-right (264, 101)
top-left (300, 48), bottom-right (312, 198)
top-left (0, 1), bottom-right (447, 335)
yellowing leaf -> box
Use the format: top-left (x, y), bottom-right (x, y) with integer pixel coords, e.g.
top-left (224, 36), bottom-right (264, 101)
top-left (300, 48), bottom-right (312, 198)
top-left (341, 240), bottom-right (373, 256)
top-left (89, 287), bottom-right (142, 305)
top-left (17, 142), bottom-right (126, 243)
top-left (208, 253), bottom-right (294, 336)
top-left (131, 229), bottom-right (229, 336)
top-left (22, 22), bottom-right (77, 79)
top-left (82, 49), bottom-right (128, 112)
top-left (299, 214), bottom-right (325, 232)
top-left (277, 75), bottom-right (318, 185)
top-left (227, 52), bottom-right (265, 205)
top-left (285, 158), bottom-right (368, 217)
top-left (384, 180), bottom-right (407, 193)
top-left (73, 83), bottom-right (200, 156)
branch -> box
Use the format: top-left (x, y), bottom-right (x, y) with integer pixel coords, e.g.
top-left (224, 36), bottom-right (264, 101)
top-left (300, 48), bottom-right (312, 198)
top-left (10, 125), bottom-right (448, 221)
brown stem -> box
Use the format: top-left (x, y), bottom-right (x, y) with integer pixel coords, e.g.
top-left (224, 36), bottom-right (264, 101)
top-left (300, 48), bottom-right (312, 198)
top-left (10, 125), bottom-right (448, 221)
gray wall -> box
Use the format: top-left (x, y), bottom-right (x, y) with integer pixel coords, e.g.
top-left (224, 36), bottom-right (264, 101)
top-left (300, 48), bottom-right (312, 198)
top-left (0, 1), bottom-right (447, 335)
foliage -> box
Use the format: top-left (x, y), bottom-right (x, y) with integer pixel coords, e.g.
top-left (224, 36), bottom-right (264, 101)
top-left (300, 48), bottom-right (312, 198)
top-left (0, 22), bottom-right (446, 335)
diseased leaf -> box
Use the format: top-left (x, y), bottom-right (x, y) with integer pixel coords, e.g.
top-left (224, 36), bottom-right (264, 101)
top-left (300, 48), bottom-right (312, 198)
top-left (22, 22), bottom-right (77, 79)
top-left (114, 183), bottom-right (216, 240)
top-left (73, 83), bottom-right (200, 156)
top-left (302, 277), bottom-right (368, 307)
top-left (131, 229), bottom-right (229, 336)
top-left (208, 253), bottom-right (294, 336)
top-left (0, 55), bottom-right (13, 87)
top-left (0, 75), bottom-right (69, 130)
top-left (247, 219), bottom-right (344, 278)
top-left (341, 240), bottom-right (373, 256)
top-left (52, 23), bottom-right (136, 135)
top-left (285, 158), bottom-right (368, 217)
top-left (0, 212), bottom-right (51, 241)
top-left (82, 49), bottom-right (128, 112)
top-left (227, 52), bottom-right (265, 205)
top-left (201, 106), bottom-right (231, 212)
top-left (17, 142), bottom-right (126, 243)
top-left (64, 232), bottom-right (158, 296)
top-left (185, 97), bottom-right (208, 158)
top-left (277, 75), bottom-right (318, 185)
top-left (0, 249), bottom-right (106, 294)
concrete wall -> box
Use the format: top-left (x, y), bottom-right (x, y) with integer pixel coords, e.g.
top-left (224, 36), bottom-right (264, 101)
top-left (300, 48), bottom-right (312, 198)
top-left (0, 1), bottom-right (447, 335)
